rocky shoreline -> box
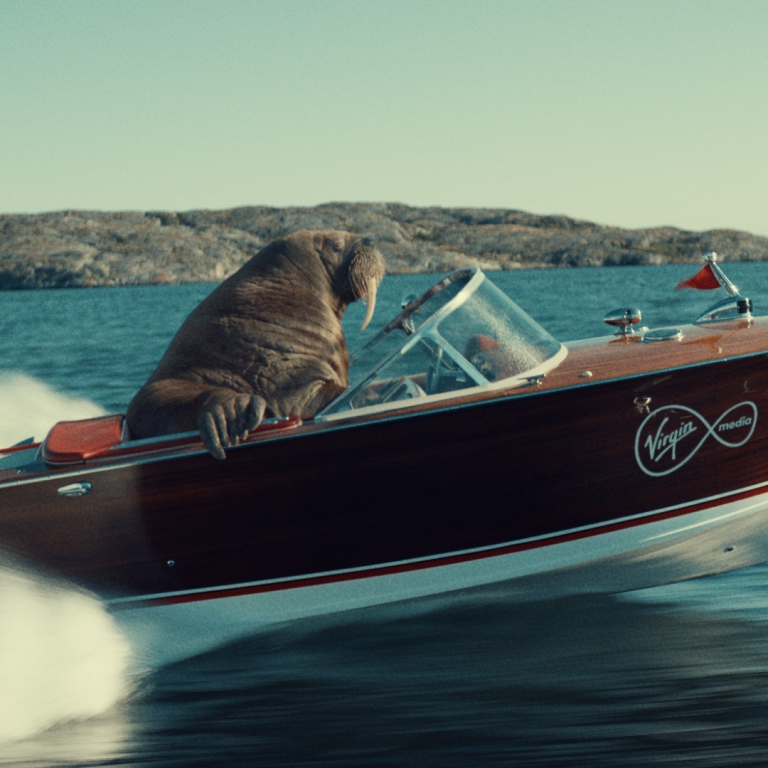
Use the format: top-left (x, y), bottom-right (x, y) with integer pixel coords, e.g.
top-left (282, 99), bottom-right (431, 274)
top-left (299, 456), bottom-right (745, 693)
top-left (2, 202), bottom-right (767, 289)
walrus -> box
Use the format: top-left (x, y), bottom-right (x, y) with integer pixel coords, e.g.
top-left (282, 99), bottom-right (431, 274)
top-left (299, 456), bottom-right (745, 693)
top-left (126, 230), bottom-right (386, 459)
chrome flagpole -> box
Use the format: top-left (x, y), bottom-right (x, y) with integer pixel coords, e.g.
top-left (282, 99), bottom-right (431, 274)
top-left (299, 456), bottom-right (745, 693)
top-left (704, 252), bottom-right (739, 297)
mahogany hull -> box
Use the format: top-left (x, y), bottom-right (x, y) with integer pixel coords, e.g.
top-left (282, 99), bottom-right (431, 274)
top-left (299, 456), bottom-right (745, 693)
top-left (2, 347), bottom-right (768, 608)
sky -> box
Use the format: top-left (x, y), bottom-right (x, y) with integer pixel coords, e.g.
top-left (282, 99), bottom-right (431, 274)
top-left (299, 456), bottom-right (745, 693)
top-left (2, 0), bottom-right (767, 234)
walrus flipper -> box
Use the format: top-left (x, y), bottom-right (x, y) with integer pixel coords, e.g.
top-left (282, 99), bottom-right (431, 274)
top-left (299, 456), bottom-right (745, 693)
top-left (196, 389), bottom-right (266, 460)
top-left (127, 379), bottom-right (266, 460)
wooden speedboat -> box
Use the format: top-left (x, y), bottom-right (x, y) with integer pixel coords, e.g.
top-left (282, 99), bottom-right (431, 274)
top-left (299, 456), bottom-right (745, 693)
top-left (3, 255), bottom-right (768, 661)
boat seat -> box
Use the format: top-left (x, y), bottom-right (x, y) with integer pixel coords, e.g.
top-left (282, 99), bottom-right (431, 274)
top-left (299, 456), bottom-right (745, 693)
top-left (42, 413), bottom-right (126, 464)
top-left (465, 334), bottom-right (523, 382)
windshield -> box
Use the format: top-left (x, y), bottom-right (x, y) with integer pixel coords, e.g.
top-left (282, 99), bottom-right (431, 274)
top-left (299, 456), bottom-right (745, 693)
top-left (318, 268), bottom-right (566, 420)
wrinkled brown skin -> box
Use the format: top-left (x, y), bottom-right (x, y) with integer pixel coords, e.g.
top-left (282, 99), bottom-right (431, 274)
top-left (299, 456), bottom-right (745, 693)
top-left (126, 230), bottom-right (386, 459)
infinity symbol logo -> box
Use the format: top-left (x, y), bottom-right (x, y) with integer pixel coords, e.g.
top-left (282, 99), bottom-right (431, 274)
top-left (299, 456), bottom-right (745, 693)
top-left (635, 401), bottom-right (757, 477)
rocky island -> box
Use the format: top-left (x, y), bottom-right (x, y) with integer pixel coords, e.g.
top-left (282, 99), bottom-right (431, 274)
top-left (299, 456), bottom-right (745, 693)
top-left (2, 202), bottom-right (768, 289)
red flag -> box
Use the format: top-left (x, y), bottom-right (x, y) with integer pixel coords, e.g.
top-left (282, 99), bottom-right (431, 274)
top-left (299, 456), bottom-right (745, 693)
top-left (676, 263), bottom-right (721, 290)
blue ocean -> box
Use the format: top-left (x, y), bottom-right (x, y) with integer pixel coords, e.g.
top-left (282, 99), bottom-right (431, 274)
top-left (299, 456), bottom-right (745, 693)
top-left (4, 262), bottom-right (768, 766)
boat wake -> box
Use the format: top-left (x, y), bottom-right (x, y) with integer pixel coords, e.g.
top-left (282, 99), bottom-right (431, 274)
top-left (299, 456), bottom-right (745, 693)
top-left (0, 372), bottom-right (132, 745)
top-left (0, 371), bottom-right (106, 447)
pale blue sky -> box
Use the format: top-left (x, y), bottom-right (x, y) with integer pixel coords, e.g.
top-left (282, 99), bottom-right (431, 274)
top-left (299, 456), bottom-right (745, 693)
top-left (2, 0), bottom-right (767, 234)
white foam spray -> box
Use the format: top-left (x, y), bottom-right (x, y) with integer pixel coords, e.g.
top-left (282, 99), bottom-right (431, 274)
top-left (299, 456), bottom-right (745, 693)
top-left (0, 559), bottom-right (133, 744)
top-left (0, 372), bottom-right (133, 744)
top-left (0, 371), bottom-right (106, 447)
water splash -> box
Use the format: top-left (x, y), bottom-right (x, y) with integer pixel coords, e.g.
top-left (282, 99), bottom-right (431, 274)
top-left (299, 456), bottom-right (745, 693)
top-left (0, 371), bottom-right (106, 447)
top-left (0, 373), bottom-right (132, 745)
top-left (0, 557), bottom-right (133, 744)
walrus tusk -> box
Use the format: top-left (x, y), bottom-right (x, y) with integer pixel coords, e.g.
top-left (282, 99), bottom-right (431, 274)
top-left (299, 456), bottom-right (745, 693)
top-left (360, 278), bottom-right (378, 331)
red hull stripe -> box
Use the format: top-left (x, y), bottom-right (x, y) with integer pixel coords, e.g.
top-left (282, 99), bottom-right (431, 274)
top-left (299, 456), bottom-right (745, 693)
top-left (111, 484), bottom-right (766, 611)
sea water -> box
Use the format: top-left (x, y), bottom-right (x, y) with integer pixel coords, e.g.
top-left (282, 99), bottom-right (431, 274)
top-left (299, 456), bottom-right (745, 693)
top-left (4, 263), bottom-right (768, 765)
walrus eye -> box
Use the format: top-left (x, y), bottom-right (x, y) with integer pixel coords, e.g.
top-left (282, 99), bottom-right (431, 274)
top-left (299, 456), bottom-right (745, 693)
top-left (331, 238), bottom-right (344, 252)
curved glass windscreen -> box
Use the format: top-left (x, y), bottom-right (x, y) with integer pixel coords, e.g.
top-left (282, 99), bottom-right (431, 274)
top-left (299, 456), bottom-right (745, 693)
top-left (318, 268), bottom-right (565, 420)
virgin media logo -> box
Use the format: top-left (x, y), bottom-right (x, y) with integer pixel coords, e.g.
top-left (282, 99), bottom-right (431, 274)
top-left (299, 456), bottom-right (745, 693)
top-left (634, 402), bottom-right (757, 477)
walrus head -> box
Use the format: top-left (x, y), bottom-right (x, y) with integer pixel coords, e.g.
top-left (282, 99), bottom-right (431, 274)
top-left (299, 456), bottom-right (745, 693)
top-left (319, 232), bottom-right (386, 331)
